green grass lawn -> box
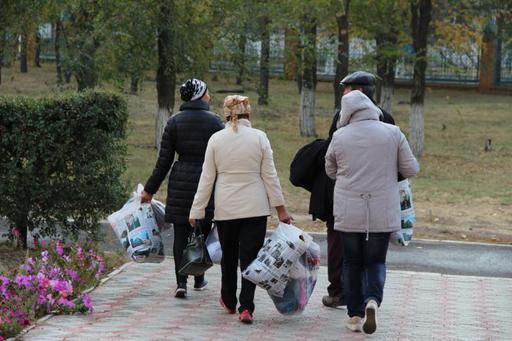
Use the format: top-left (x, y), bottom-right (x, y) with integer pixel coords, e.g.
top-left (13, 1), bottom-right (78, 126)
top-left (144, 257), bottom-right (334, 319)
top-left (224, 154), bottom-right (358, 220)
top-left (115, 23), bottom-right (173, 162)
top-left (1, 64), bottom-right (511, 242)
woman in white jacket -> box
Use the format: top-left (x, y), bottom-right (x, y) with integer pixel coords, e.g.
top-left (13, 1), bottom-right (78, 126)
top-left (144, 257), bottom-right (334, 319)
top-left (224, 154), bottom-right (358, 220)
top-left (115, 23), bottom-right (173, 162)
top-left (189, 95), bottom-right (291, 324)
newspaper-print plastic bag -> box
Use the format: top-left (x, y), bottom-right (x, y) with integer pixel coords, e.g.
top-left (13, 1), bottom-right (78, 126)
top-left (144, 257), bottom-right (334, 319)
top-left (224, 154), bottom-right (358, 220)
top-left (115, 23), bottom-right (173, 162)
top-left (391, 179), bottom-right (415, 246)
top-left (107, 184), bottom-right (165, 262)
top-left (242, 223), bottom-right (312, 297)
top-left (206, 223), bottom-right (222, 264)
top-left (269, 240), bottom-right (320, 315)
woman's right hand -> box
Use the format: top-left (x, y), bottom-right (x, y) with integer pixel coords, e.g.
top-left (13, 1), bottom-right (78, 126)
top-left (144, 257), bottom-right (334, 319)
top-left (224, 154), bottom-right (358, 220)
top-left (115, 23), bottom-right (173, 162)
top-left (140, 190), bottom-right (153, 203)
top-left (276, 205), bottom-right (293, 224)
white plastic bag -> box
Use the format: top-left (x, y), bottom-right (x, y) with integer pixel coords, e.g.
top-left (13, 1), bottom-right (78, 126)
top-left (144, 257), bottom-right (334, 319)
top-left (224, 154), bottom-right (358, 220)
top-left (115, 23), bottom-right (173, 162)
top-left (107, 184), bottom-right (165, 262)
top-left (269, 240), bottom-right (320, 315)
top-left (391, 179), bottom-right (415, 246)
top-left (206, 224), bottom-right (222, 264)
top-left (242, 223), bottom-right (312, 297)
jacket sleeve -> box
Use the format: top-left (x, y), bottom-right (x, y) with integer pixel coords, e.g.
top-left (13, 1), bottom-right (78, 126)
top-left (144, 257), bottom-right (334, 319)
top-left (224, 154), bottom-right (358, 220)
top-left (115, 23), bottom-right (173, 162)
top-left (325, 137), bottom-right (338, 180)
top-left (189, 138), bottom-right (217, 220)
top-left (260, 134), bottom-right (285, 207)
top-left (397, 131), bottom-right (420, 179)
top-left (144, 118), bottom-right (176, 195)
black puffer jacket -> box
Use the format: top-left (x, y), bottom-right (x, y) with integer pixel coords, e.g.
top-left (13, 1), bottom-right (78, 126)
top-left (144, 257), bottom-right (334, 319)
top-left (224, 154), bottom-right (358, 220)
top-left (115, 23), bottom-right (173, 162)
top-left (144, 100), bottom-right (224, 224)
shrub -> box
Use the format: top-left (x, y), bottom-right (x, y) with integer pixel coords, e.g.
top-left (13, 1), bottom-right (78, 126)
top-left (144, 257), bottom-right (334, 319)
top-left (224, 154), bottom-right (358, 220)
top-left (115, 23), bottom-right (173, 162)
top-left (0, 91), bottom-right (128, 247)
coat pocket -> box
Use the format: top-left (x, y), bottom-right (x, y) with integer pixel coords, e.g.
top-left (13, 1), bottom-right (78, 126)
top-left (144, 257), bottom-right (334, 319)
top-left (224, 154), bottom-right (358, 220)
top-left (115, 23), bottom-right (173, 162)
top-left (343, 197), bottom-right (367, 229)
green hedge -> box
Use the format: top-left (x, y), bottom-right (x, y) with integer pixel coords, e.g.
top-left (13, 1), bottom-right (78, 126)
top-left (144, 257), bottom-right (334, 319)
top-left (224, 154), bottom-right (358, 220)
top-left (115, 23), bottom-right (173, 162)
top-left (0, 91), bottom-right (128, 247)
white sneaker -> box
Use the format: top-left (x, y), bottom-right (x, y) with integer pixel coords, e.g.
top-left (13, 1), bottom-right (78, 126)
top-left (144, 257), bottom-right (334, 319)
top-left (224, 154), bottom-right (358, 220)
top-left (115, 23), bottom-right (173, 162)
top-left (345, 316), bottom-right (364, 332)
top-left (363, 300), bottom-right (378, 334)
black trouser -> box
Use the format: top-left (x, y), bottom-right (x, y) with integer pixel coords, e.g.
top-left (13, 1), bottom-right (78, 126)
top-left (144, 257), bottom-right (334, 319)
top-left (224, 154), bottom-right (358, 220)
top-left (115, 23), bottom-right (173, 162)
top-left (326, 218), bottom-right (344, 297)
top-left (173, 221), bottom-right (211, 286)
top-left (216, 216), bottom-right (267, 314)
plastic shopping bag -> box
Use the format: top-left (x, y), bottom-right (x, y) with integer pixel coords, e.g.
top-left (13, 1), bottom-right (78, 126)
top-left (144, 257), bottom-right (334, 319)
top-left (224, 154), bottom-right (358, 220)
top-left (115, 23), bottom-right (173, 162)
top-left (107, 184), bottom-right (165, 262)
top-left (269, 240), bottom-right (320, 315)
top-left (242, 223), bottom-right (312, 297)
top-left (391, 179), bottom-right (416, 246)
top-left (205, 224), bottom-right (222, 264)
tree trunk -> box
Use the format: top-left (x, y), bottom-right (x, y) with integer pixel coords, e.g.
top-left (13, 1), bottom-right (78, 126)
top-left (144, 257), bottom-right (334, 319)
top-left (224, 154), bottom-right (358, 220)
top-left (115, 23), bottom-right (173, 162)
top-left (0, 34), bottom-right (3, 85)
top-left (155, 0), bottom-right (176, 150)
top-left (54, 20), bottom-right (63, 85)
top-left (130, 74), bottom-right (139, 94)
top-left (299, 10), bottom-right (317, 137)
top-left (14, 213), bottom-right (29, 249)
top-left (258, 14), bottom-right (270, 105)
top-left (235, 32), bottom-right (246, 85)
top-left (69, 2), bottom-right (100, 91)
top-left (300, 86), bottom-right (316, 136)
top-left (20, 33), bottom-right (28, 73)
top-left (35, 30), bottom-right (41, 67)
top-left (333, 0), bottom-right (350, 110)
top-left (375, 31), bottom-right (398, 113)
top-left (409, 0), bottom-right (432, 158)
top-left (284, 27), bottom-right (299, 81)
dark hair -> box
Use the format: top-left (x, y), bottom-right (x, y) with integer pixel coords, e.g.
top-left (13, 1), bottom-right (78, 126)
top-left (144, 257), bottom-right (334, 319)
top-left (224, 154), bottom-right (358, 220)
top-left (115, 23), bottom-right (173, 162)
top-left (361, 85), bottom-right (376, 102)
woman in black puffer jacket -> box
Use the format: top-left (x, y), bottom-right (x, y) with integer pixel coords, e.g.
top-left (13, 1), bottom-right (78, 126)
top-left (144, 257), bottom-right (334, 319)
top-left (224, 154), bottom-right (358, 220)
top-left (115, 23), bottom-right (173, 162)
top-left (141, 79), bottom-right (224, 298)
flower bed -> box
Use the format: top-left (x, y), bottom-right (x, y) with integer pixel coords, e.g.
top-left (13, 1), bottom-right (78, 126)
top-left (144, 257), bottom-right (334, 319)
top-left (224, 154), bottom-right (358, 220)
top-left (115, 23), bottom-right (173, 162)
top-left (0, 241), bottom-right (108, 339)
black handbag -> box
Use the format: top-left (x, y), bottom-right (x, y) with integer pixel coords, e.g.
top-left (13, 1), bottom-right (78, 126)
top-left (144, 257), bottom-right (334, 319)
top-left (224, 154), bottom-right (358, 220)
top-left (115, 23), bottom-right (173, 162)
top-left (178, 226), bottom-right (213, 276)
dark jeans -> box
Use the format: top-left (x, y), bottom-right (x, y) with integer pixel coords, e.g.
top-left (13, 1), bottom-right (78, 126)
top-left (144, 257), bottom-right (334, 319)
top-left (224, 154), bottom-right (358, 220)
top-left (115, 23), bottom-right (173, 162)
top-left (173, 221), bottom-right (211, 286)
top-left (326, 218), bottom-right (344, 297)
top-left (216, 216), bottom-right (267, 314)
top-left (341, 232), bottom-right (391, 318)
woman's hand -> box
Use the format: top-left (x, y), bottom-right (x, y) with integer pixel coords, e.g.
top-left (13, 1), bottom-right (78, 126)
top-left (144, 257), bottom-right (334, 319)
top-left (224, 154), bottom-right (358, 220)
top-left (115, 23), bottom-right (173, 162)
top-left (275, 205), bottom-right (293, 224)
top-left (140, 190), bottom-right (153, 203)
top-left (189, 218), bottom-right (197, 228)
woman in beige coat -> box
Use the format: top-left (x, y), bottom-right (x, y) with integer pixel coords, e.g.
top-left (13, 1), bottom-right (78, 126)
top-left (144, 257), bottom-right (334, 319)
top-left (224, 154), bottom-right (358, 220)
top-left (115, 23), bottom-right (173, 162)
top-left (189, 95), bottom-right (291, 324)
top-left (325, 89), bottom-right (419, 334)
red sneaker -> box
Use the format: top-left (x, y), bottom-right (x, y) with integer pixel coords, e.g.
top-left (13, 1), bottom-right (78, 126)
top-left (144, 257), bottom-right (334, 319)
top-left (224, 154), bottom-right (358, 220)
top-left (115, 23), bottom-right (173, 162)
top-left (219, 296), bottom-right (236, 314)
top-left (239, 309), bottom-right (253, 324)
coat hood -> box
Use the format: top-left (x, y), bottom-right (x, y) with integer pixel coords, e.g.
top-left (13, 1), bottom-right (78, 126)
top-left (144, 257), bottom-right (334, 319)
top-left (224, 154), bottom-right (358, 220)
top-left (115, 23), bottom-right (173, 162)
top-left (337, 90), bottom-right (382, 129)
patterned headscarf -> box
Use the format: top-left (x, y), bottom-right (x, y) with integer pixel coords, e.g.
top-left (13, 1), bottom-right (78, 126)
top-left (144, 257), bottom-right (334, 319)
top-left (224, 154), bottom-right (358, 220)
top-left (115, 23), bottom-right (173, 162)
top-left (223, 95), bottom-right (251, 132)
top-left (180, 79), bottom-right (208, 102)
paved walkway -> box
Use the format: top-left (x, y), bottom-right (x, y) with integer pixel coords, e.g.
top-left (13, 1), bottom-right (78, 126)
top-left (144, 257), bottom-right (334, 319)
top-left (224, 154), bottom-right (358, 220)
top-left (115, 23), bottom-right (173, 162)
top-left (22, 260), bottom-right (512, 341)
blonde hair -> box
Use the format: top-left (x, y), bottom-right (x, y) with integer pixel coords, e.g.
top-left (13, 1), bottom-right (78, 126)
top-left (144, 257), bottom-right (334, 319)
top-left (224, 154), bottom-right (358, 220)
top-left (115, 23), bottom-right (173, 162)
top-left (223, 95), bottom-right (251, 132)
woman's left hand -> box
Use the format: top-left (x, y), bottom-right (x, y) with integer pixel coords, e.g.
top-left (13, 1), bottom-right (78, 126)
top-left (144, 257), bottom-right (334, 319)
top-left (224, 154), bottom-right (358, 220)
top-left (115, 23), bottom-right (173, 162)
top-left (276, 206), bottom-right (293, 224)
top-left (189, 218), bottom-right (197, 228)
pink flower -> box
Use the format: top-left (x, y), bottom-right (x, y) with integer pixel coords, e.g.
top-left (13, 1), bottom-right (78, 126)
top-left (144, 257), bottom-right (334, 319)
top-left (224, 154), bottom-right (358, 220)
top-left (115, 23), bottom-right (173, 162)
top-left (41, 240), bottom-right (48, 248)
top-left (11, 227), bottom-right (20, 238)
top-left (23, 263), bottom-right (34, 274)
top-left (82, 293), bottom-right (93, 312)
top-left (15, 275), bottom-right (33, 289)
top-left (46, 294), bottom-right (55, 305)
top-left (37, 294), bottom-right (46, 305)
top-left (49, 266), bottom-right (62, 279)
top-left (63, 255), bottom-right (71, 263)
top-left (49, 279), bottom-right (72, 296)
top-left (57, 296), bottom-right (75, 309)
top-left (56, 240), bottom-right (64, 257)
top-left (37, 272), bottom-right (49, 289)
top-left (66, 269), bottom-right (79, 281)
top-left (41, 250), bottom-right (49, 264)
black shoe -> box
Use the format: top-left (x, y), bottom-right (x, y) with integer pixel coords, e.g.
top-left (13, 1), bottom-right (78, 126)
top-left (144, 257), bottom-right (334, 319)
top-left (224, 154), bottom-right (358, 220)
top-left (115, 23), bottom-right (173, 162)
top-left (193, 279), bottom-right (208, 291)
top-left (322, 295), bottom-right (346, 308)
top-left (175, 283), bottom-right (187, 298)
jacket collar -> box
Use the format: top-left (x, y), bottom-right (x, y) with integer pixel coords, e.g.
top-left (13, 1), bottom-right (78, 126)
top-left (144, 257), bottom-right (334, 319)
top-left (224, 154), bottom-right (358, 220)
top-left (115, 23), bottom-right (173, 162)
top-left (179, 99), bottom-right (210, 111)
top-left (337, 90), bottom-right (381, 129)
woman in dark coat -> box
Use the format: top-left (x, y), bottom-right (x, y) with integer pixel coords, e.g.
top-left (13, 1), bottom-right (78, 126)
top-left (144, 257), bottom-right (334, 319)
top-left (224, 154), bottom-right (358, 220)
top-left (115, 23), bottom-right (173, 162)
top-left (141, 79), bottom-right (224, 298)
